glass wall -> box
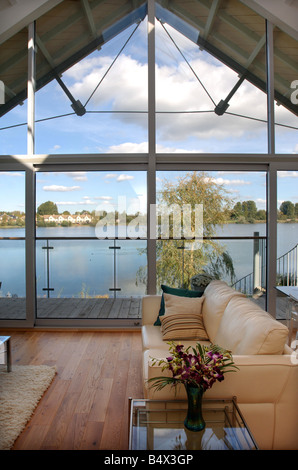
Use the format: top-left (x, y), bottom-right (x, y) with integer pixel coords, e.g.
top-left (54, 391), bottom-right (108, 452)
top-left (155, 2), bottom-right (268, 153)
top-left (0, 171), bottom-right (26, 320)
top-left (0, 0), bottom-right (297, 326)
top-left (274, 27), bottom-right (298, 154)
top-left (156, 170), bottom-right (267, 305)
top-left (35, 13), bottom-right (148, 154)
top-left (35, 170), bottom-right (147, 320)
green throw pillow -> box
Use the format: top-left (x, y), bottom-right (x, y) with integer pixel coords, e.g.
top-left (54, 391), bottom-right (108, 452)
top-left (154, 285), bottom-right (203, 326)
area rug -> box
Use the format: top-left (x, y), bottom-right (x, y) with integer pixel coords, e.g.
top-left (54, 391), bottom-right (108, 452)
top-left (0, 365), bottom-right (56, 450)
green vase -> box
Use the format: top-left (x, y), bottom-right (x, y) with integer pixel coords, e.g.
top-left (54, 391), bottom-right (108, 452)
top-left (184, 384), bottom-right (205, 432)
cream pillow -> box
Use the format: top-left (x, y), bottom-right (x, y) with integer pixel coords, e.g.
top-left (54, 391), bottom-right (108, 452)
top-left (160, 293), bottom-right (208, 341)
top-left (164, 293), bottom-right (205, 316)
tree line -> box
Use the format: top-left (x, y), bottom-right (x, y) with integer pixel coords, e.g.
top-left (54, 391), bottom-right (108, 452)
top-left (230, 200), bottom-right (298, 223)
top-left (2, 197), bottom-right (297, 229)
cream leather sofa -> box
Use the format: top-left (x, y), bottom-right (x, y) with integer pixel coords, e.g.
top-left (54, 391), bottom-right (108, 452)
top-left (142, 281), bottom-right (298, 450)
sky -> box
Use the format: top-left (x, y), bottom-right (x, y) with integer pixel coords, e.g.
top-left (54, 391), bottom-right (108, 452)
top-left (0, 17), bottom-right (297, 215)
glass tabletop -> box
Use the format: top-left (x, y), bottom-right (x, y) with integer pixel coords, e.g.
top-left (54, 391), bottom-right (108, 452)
top-left (129, 398), bottom-right (258, 450)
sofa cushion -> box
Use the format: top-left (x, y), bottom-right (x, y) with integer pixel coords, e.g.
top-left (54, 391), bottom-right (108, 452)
top-left (202, 280), bottom-right (245, 341)
top-left (161, 313), bottom-right (209, 340)
top-left (154, 285), bottom-right (203, 326)
top-left (142, 325), bottom-right (209, 351)
top-left (213, 295), bottom-right (289, 355)
top-left (160, 293), bottom-right (208, 341)
top-left (164, 292), bottom-right (205, 316)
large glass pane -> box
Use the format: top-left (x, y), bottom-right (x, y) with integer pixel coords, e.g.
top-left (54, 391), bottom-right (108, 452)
top-left (276, 171), bottom-right (298, 324)
top-left (36, 170), bottom-right (147, 320)
top-left (156, 170), bottom-right (267, 302)
top-left (273, 27), bottom-right (298, 154)
top-left (155, 1), bottom-right (267, 153)
top-left (0, 171), bottom-right (26, 320)
top-left (35, 3), bottom-right (148, 154)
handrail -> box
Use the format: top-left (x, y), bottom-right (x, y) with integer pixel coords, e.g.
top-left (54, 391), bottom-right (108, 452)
top-left (233, 242), bottom-right (298, 294)
top-left (277, 243), bottom-right (298, 261)
top-left (0, 235), bottom-right (267, 241)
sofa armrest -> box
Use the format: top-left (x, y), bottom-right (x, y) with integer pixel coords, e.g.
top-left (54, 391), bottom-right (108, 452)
top-left (142, 295), bottom-right (162, 325)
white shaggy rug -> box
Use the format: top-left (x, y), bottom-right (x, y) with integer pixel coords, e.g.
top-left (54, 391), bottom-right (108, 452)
top-left (0, 365), bottom-right (56, 450)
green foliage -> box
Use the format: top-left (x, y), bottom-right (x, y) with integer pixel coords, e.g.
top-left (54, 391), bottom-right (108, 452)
top-left (155, 172), bottom-right (234, 288)
top-left (231, 200), bottom-right (260, 223)
top-left (37, 201), bottom-right (58, 215)
top-left (280, 200), bottom-right (295, 219)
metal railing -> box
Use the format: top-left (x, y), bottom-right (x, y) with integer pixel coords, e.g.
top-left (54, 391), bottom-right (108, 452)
top-left (233, 242), bottom-right (298, 295)
top-left (276, 243), bottom-right (298, 287)
top-left (232, 234), bottom-right (266, 296)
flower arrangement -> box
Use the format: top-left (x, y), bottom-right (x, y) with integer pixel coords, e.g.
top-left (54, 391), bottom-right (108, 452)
top-left (149, 342), bottom-right (238, 392)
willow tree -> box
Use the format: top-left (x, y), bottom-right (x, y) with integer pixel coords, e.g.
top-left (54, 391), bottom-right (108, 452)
top-left (155, 171), bottom-right (235, 289)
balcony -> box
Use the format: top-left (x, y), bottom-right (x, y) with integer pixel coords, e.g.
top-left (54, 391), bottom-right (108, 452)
top-left (0, 234), bottom-right (294, 323)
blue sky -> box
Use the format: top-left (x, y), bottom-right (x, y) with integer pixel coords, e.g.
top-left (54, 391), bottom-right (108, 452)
top-left (0, 18), bottom-right (297, 214)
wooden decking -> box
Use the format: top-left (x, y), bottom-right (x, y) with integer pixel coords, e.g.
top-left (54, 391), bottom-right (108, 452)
top-left (0, 294), bottom-right (289, 321)
top-left (0, 297), bottom-right (142, 320)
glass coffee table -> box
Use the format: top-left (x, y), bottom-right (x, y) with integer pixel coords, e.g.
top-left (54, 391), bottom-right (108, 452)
top-left (129, 397), bottom-right (258, 450)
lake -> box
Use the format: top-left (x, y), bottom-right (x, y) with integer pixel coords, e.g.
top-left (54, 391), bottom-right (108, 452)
top-left (0, 223), bottom-right (297, 298)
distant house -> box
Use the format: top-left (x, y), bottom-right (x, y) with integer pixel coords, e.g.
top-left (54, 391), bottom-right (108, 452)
top-left (40, 213), bottom-right (92, 225)
top-left (81, 213), bottom-right (92, 223)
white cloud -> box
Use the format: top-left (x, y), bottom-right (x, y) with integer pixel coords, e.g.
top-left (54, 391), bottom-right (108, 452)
top-left (278, 171), bottom-right (298, 178)
top-left (107, 141), bottom-right (203, 153)
top-left (43, 185), bottom-right (81, 192)
top-left (94, 196), bottom-right (113, 200)
top-left (63, 172), bottom-right (88, 181)
top-left (66, 55), bottom-right (147, 112)
top-left (104, 173), bottom-right (117, 179)
top-left (107, 142), bottom-right (148, 153)
top-left (73, 175), bottom-right (88, 181)
top-left (117, 174), bottom-right (134, 182)
top-left (204, 177), bottom-right (251, 186)
top-left (0, 172), bottom-right (23, 177)
top-left (65, 52), bottom-right (272, 144)
top-left (56, 200), bottom-right (97, 206)
top-left (61, 23), bottom-right (296, 150)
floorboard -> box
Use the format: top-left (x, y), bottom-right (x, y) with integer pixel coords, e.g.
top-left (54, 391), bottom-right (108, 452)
top-left (0, 330), bottom-right (144, 450)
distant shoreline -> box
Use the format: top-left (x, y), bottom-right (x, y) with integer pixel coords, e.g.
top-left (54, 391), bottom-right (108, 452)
top-left (1, 220), bottom-right (298, 229)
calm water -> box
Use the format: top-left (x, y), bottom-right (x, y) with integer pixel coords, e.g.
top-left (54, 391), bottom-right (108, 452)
top-left (0, 223), bottom-right (297, 298)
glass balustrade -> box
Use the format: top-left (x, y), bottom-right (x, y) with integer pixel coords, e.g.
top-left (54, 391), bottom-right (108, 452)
top-left (35, 237), bottom-right (147, 320)
top-left (0, 239), bottom-right (26, 320)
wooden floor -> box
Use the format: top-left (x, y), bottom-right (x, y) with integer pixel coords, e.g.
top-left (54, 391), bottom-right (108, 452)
top-left (0, 297), bottom-right (142, 320)
top-left (0, 330), bottom-right (144, 450)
